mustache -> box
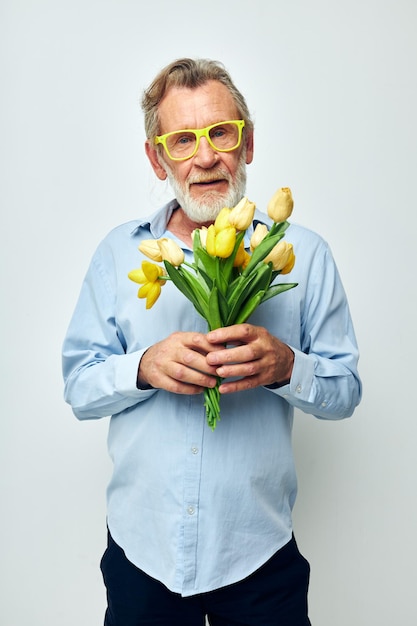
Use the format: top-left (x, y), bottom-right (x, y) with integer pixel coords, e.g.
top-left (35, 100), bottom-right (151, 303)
top-left (187, 170), bottom-right (231, 185)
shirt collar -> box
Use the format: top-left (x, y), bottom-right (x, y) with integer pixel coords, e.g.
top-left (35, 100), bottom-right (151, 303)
top-left (130, 200), bottom-right (272, 249)
top-left (130, 199), bottom-right (179, 239)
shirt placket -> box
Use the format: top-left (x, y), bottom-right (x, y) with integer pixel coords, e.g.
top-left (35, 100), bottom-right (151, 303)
top-left (180, 396), bottom-right (206, 593)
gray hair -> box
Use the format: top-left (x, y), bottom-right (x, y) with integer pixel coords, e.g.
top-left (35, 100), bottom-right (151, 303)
top-left (141, 58), bottom-right (254, 140)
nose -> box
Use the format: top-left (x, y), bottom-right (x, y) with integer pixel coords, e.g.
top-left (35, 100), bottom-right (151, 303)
top-left (193, 136), bottom-right (219, 167)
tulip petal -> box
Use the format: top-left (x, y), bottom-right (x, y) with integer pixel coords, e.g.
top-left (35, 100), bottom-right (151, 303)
top-left (214, 207), bottom-right (232, 233)
top-left (229, 197), bottom-right (256, 231)
top-left (128, 268), bottom-right (147, 284)
top-left (250, 223), bottom-right (268, 251)
top-left (264, 241), bottom-right (293, 271)
top-left (215, 227), bottom-right (236, 258)
top-left (142, 261), bottom-right (163, 282)
top-left (138, 283), bottom-right (152, 298)
top-left (139, 239), bottom-right (163, 262)
top-left (280, 252), bottom-right (296, 274)
top-left (145, 282), bottom-right (162, 309)
top-left (206, 224), bottom-right (217, 257)
top-left (158, 238), bottom-right (185, 266)
top-left (267, 187), bottom-right (294, 223)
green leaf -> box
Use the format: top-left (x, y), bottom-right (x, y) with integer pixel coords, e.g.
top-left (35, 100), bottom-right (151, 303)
top-left (196, 266), bottom-right (214, 290)
top-left (269, 220), bottom-right (290, 238)
top-left (226, 263), bottom-right (272, 326)
top-left (233, 290), bottom-right (265, 325)
top-left (260, 282), bottom-right (298, 304)
top-left (179, 268), bottom-right (210, 310)
top-left (217, 288), bottom-right (229, 325)
top-left (208, 283), bottom-right (223, 330)
top-left (243, 224), bottom-right (289, 276)
top-left (194, 240), bottom-right (218, 276)
top-left (164, 262), bottom-right (197, 303)
top-left (215, 257), bottom-right (228, 296)
top-left (225, 273), bottom-right (258, 326)
top-left (221, 230), bottom-right (246, 284)
top-left (164, 262), bottom-right (208, 318)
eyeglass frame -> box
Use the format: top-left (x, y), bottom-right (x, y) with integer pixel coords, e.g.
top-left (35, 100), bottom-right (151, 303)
top-left (153, 119), bottom-right (246, 161)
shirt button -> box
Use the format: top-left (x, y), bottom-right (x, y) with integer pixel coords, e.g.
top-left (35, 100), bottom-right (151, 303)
top-left (191, 446), bottom-right (199, 455)
top-left (321, 401), bottom-right (327, 407)
top-left (296, 384), bottom-right (302, 393)
top-left (187, 506), bottom-right (195, 515)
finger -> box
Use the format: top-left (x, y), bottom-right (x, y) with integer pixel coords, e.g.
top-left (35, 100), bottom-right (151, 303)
top-left (140, 335), bottom-right (218, 392)
top-left (215, 358), bottom-right (260, 380)
top-left (182, 346), bottom-right (218, 375)
top-left (188, 332), bottom-right (224, 355)
top-left (206, 323), bottom-right (257, 345)
top-left (164, 367), bottom-right (218, 394)
top-left (219, 376), bottom-right (261, 394)
top-left (206, 341), bottom-right (262, 367)
top-left (149, 361), bottom-right (218, 394)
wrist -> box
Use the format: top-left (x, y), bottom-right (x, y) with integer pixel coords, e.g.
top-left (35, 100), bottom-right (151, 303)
top-left (266, 346), bottom-right (294, 389)
top-left (265, 378), bottom-right (290, 389)
top-left (136, 350), bottom-right (153, 390)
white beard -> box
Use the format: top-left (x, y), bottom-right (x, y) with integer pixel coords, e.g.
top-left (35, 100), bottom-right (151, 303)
top-left (162, 152), bottom-right (248, 223)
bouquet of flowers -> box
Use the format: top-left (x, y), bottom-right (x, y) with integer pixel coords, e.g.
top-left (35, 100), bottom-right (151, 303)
top-left (129, 187), bottom-right (298, 429)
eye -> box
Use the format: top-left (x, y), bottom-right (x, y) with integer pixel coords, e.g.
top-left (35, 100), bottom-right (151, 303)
top-left (177, 135), bottom-right (192, 145)
top-left (211, 126), bottom-right (227, 139)
top-left (173, 132), bottom-right (195, 146)
top-left (166, 131), bottom-right (197, 156)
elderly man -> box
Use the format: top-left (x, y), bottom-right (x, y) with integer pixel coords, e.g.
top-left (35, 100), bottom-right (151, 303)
top-left (63, 58), bottom-right (361, 625)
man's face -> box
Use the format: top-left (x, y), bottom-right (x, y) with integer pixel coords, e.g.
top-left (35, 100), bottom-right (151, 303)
top-left (145, 81), bottom-right (254, 223)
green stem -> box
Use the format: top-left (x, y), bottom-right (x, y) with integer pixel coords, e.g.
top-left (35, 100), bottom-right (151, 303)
top-left (204, 378), bottom-right (222, 430)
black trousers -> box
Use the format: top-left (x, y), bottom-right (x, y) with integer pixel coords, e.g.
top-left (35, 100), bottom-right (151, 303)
top-left (100, 531), bottom-right (311, 626)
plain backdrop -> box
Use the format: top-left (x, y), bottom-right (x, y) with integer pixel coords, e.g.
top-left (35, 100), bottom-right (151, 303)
top-left (1, 0), bottom-right (416, 624)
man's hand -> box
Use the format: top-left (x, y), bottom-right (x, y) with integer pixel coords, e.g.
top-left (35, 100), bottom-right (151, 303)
top-left (205, 324), bottom-right (294, 394)
top-left (137, 331), bottom-right (220, 394)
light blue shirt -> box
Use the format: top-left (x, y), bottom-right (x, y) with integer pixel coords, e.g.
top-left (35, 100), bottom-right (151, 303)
top-left (62, 199), bottom-right (361, 596)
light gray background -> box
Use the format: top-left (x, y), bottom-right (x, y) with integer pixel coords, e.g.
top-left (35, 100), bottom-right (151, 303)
top-left (1, 0), bottom-right (416, 624)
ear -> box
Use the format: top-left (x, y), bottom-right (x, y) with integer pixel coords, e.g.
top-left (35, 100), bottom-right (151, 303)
top-left (145, 140), bottom-right (168, 180)
top-left (245, 130), bottom-right (254, 165)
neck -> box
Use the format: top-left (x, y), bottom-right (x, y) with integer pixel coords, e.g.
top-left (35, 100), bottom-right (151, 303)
top-left (167, 207), bottom-right (213, 247)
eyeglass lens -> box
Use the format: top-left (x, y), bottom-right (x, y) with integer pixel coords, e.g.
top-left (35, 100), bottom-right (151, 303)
top-left (165, 122), bottom-right (241, 159)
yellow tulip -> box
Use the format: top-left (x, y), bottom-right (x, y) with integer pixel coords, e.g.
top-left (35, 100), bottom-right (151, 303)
top-left (206, 224), bottom-right (236, 258)
top-left (128, 261), bottom-right (166, 309)
top-left (214, 207), bottom-right (232, 232)
top-left (198, 226), bottom-right (208, 248)
top-left (215, 227), bottom-right (236, 258)
top-left (206, 225), bottom-right (216, 256)
top-left (138, 239), bottom-right (163, 262)
top-left (158, 238), bottom-right (184, 266)
top-left (228, 197), bottom-right (256, 231)
top-left (191, 226), bottom-right (209, 248)
top-left (138, 281), bottom-right (162, 309)
top-left (264, 241), bottom-right (294, 272)
top-left (280, 250), bottom-right (296, 275)
top-left (267, 187), bottom-right (294, 223)
top-left (233, 240), bottom-right (251, 268)
top-left (250, 222), bottom-right (269, 251)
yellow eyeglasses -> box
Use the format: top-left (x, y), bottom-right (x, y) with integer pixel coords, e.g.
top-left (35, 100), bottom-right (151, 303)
top-left (154, 119), bottom-right (245, 161)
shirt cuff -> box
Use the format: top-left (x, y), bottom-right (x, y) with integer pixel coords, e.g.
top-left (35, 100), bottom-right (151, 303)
top-left (114, 349), bottom-right (156, 397)
top-left (265, 348), bottom-right (315, 402)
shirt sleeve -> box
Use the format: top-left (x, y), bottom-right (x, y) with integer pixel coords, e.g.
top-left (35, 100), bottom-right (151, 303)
top-left (266, 239), bottom-right (362, 420)
top-left (62, 245), bottom-right (157, 420)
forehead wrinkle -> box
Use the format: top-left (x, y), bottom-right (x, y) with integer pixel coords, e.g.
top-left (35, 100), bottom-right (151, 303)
top-left (157, 82), bottom-right (239, 134)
